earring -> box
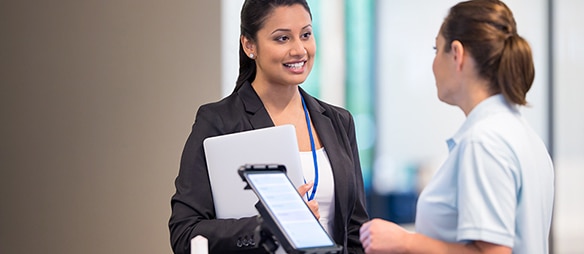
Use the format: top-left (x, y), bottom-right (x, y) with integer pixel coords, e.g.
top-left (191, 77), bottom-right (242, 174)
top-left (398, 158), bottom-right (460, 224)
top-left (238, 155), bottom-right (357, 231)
top-left (249, 53), bottom-right (255, 59)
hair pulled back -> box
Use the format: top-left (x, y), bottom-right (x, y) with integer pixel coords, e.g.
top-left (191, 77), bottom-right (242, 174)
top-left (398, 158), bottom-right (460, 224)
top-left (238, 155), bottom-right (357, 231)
top-left (234, 0), bottom-right (312, 93)
top-left (441, 0), bottom-right (534, 105)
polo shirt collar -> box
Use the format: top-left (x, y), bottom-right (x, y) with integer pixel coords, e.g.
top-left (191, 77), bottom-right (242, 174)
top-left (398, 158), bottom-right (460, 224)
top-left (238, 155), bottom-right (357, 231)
top-left (446, 94), bottom-right (517, 151)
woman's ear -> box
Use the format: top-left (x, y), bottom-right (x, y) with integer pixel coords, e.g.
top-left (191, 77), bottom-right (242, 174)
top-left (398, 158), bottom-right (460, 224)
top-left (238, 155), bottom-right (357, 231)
top-left (240, 35), bottom-right (256, 58)
top-left (451, 40), bottom-right (465, 71)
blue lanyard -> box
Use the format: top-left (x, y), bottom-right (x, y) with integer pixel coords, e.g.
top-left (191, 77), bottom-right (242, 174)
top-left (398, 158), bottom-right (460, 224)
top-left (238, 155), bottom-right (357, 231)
top-left (301, 94), bottom-right (318, 201)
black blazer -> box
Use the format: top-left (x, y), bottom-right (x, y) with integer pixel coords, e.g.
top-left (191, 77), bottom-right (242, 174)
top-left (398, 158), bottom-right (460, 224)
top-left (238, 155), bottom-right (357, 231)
top-left (169, 81), bottom-right (369, 254)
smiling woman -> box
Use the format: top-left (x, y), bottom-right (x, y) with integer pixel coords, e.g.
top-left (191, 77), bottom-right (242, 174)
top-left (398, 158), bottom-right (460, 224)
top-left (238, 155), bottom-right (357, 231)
top-left (241, 4), bottom-right (315, 89)
top-left (168, 0), bottom-right (369, 253)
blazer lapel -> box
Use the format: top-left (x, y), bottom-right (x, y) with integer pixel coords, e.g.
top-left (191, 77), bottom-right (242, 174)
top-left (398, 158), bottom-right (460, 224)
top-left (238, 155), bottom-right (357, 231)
top-left (237, 81), bottom-right (274, 129)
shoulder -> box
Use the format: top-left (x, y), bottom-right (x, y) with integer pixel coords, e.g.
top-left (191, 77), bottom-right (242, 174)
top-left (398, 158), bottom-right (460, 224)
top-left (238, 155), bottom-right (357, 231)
top-left (196, 92), bottom-right (244, 117)
top-left (465, 112), bottom-right (523, 145)
top-left (462, 95), bottom-right (526, 145)
top-left (198, 92), bottom-right (240, 110)
top-left (193, 93), bottom-right (248, 133)
top-left (456, 112), bottom-right (527, 173)
top-left (310, 96), bottom-right (355, 124)
top-left (324, 100), bottom-right (353, 118)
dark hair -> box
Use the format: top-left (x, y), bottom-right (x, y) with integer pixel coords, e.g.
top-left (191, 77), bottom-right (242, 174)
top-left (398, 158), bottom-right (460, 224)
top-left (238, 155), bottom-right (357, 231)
top-left (234, 0), bottom-right (312, 92)
top-left (441, 0), bottom-right (534, 105)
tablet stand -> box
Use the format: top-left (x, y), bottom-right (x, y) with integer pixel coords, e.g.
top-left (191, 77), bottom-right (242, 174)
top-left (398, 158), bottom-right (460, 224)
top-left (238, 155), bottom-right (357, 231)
top-left (254, 213), bottom-right (279, 253)
top-left (254, 202), bottom-right (342, 254)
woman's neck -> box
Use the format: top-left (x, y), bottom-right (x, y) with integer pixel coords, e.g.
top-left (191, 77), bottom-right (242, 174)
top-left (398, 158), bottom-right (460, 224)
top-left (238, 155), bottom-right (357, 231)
top-left (251, 81), bottom-right (301, 113)
top-left (459, 79), bottom-right (494, 116)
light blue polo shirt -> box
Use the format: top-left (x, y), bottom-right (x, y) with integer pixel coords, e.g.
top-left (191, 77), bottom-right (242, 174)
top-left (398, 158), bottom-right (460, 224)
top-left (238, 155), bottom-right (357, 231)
top-left (415, 94), bottom-right (554, 254)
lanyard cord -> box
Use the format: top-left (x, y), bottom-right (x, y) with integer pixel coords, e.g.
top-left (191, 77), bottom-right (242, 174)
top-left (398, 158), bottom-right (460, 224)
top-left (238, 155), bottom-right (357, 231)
top-left (301, 94), bottom-right (318, 201)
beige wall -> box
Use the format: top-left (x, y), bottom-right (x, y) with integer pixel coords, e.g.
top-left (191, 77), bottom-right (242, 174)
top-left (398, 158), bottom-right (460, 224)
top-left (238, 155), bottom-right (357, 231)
top-left (0, 1), bottom-right (221, 253)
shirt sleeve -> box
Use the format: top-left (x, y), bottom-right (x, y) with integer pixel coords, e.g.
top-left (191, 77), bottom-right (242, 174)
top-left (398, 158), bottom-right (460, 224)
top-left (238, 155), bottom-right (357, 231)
top-left (455, 135), bottom-right (521, 248)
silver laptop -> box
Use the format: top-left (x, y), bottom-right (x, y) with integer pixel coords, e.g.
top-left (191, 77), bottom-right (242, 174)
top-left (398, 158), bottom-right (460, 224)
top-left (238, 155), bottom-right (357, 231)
top-left (203, 124), bottom-right (304, 219)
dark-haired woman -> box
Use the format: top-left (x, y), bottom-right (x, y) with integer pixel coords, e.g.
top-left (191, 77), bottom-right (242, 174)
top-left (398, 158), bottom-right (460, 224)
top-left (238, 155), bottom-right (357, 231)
top-left (169, 0), bottom-right (368, 253)
top-left (359, 1), bottom-right (554, 254)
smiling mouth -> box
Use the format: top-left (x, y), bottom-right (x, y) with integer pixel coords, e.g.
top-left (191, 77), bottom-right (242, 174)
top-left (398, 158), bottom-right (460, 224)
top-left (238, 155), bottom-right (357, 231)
top-left (284, 61), bottom-right (305, 69)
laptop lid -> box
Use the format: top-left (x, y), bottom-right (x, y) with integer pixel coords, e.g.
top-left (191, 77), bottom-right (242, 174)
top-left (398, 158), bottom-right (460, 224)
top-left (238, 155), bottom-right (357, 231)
top-left (203, 124), bottom-right (304, 219)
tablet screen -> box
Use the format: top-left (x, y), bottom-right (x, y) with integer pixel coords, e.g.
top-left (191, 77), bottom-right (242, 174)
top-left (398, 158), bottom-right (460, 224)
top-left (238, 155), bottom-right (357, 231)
top-left (246, 171), bottom-right (336, 249)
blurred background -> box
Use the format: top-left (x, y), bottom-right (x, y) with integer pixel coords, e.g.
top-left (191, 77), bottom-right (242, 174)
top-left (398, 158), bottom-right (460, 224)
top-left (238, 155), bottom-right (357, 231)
top-left (1, 0), bottom-right (582, 253)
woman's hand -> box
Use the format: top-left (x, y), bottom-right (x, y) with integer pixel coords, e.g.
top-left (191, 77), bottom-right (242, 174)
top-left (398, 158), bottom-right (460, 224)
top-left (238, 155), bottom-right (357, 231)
top-left (359, 218), bottom-right (411, 254)
top-left (297, 181), bottom-right (320, 219)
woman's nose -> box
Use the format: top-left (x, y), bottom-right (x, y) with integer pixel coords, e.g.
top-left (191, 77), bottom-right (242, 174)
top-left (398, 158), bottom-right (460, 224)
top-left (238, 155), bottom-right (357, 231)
top-left (290, 41), bottom-right (307, 57)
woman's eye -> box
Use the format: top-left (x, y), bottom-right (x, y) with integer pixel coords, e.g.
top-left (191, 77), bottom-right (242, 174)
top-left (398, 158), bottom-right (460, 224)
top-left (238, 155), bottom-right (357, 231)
top-left (276, 36), bottom-right (289, 42)
top-left (302, 32), bottom-right (312, 39)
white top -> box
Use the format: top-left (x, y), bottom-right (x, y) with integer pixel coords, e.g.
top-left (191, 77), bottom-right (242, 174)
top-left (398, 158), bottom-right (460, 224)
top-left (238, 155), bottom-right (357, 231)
top-left (300, 148), bottom-right (335, 236)
top-left (415, 94), bottom-right (554, 254)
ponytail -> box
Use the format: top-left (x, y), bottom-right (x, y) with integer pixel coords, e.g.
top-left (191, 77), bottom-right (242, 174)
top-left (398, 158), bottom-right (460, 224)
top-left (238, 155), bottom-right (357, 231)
top-left (496, 34), bottom-right (534, 105)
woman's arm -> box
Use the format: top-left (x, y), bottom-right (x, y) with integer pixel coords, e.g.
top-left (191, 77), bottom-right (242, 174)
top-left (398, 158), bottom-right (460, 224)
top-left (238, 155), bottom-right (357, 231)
top-left (345, 113), bottom-right (370, 254)
top-left (169, 106), bottom-right (266, 254)
top-left (359, 219), bottom-right (512, 254)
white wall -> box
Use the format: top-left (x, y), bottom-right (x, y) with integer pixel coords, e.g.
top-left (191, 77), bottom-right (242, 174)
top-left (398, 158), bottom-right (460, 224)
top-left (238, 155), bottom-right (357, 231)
top-left (553, 0), bottom-right (584, 253)
top-left (375, 0), bottom-right (464, 193)
top-left (374, 0), bottom-right (550, 193)
top-left (221, 0), bottom-right (245, 96)
top-left (0, 1), bottom-right (221, 253)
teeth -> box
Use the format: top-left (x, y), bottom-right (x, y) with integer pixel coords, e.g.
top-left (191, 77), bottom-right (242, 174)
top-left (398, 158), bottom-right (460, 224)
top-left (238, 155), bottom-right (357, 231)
top-left (285, 62), bottom-right (304, 69)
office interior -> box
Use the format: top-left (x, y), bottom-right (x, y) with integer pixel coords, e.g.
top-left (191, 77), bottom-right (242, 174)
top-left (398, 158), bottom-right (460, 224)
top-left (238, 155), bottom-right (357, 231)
top-left (1, 0), bottom-right (582, 253)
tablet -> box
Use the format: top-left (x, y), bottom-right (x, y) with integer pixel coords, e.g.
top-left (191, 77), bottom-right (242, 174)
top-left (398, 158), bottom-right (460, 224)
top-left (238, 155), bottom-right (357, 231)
top-left (239, 164), bottom-right (342, 254)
